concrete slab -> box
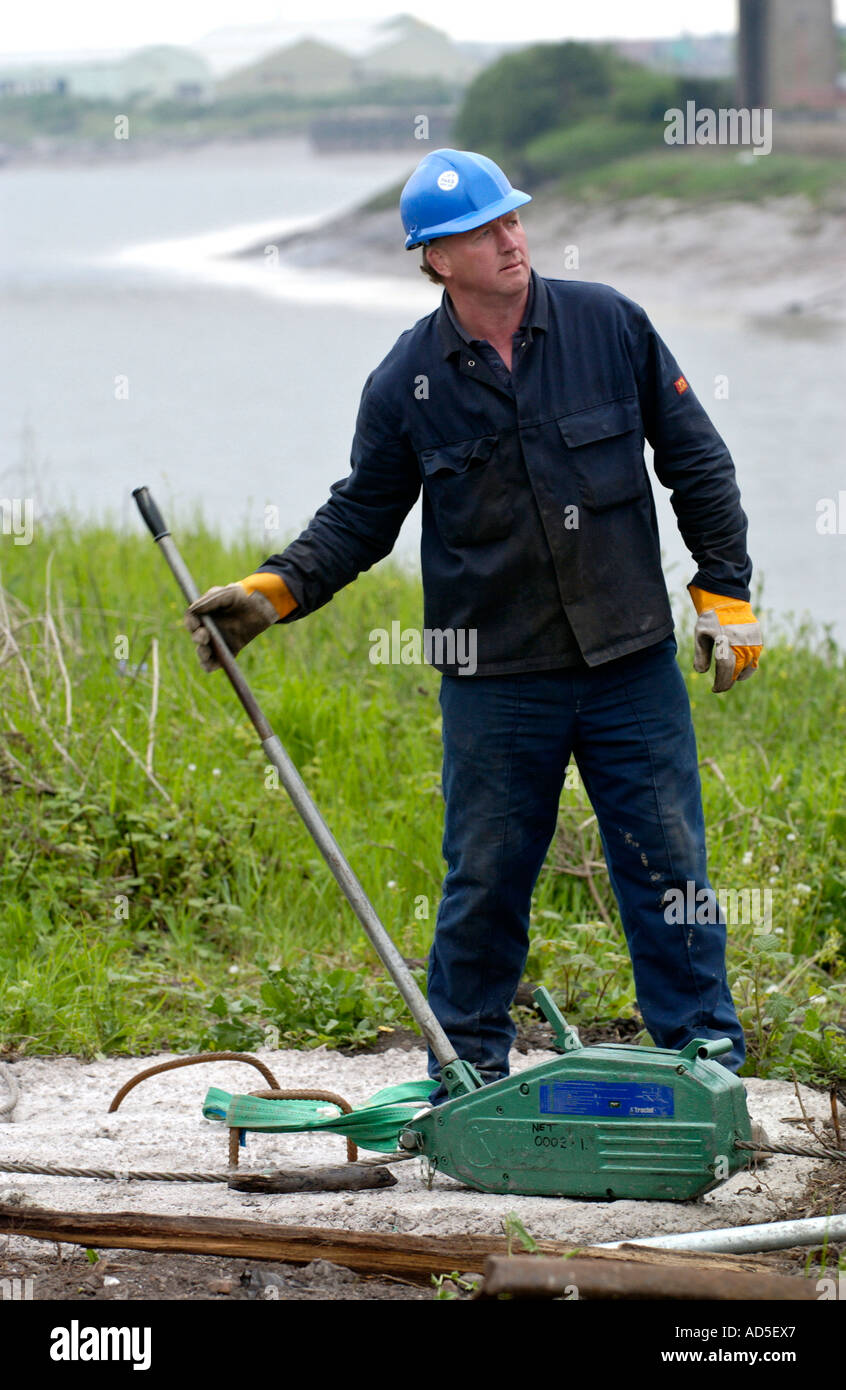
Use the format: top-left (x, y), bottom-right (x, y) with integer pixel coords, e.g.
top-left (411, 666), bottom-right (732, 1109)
top-left (0, 1048), bottom-right (831, 1255)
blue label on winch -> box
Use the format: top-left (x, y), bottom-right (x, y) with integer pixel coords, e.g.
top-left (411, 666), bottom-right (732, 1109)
top-left (538, 1081), bottom-right (674, 1118)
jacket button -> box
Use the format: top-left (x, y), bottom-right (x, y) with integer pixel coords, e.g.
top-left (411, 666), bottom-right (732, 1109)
top-left (467, 359), bottom-right (475, 367)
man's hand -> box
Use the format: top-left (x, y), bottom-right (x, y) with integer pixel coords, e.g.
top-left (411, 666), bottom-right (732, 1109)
top-left (185, 583), bottom-right (278, 672)
top-left (688, 585), bottom-right (763, 693)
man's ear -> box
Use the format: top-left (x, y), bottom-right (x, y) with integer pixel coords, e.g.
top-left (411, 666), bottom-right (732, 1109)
top-left (426, 243), bottom-right (450, 279)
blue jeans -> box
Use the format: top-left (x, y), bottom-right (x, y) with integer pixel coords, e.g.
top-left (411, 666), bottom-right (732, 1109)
top-left (426, 636), bottom-right (745, 1100)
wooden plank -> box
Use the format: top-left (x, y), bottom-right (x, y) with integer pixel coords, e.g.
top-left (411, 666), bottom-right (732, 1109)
top-left (3, 1206), bottom-right (513, 1278)
top-left (479, 1254), bottom-right (818, 1301)
top-left (0, 1205), bottom-right (794, 1282)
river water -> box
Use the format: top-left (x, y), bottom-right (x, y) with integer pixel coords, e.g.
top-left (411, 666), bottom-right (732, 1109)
top-left (1, 136), bottom-right (844, 645)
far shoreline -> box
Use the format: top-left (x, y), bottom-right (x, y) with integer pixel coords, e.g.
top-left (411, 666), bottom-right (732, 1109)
top-left (233, 184), bottom-right (846, 326)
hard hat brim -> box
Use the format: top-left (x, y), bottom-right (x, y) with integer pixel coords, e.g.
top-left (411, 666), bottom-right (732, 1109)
top-left (405, 188), bottom-right (532, 251)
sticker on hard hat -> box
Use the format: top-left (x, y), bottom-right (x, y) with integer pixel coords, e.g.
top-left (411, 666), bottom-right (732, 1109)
top-left (437, 170), bottom-right (459, 190)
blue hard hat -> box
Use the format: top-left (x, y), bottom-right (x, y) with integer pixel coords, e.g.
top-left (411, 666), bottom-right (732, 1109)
top-left (400, 148), bottom-right (531, 250)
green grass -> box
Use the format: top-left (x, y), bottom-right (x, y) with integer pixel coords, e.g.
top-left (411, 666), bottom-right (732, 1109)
top-left (550, 148), bottom-right (846, 206)
top-left (518, 117), bottom-right (846, 207)
top-left (1, 521), bottom-right (845, 1084)
top-left (521, 117), bottom-right (658, 182)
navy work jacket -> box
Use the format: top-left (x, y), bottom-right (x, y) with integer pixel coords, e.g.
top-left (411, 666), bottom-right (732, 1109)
top-left (259, 271), bottom-right (752, 675)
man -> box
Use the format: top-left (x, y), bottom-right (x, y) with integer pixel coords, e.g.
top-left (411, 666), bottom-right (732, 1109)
top-left (187, 148), bottom-right (762, 1101)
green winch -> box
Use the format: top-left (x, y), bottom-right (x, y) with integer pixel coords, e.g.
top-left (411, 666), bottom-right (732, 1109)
top-left (397, 988), bottom-right (752, 1201)
top-left (204, 985), bottom-right (752, 1203)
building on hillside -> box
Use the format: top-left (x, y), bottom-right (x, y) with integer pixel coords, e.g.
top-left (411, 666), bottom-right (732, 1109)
top-left (194, 20), bottom-right (386, 75)
top-left (0, 66), bottom-right (68, 96)
top-left (115, 46), bottom-right (213, 102)
top-left (610, 34), bottom-right (735, 77)
top-left (217, 37), bottom-right (356, 97)
top-left (356, 15), bottom-right (481, 83)
top-left (0, 45), bottom-right (212, 103)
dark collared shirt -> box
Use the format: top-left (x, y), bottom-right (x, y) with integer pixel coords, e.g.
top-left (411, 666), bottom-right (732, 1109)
top-left (439, 274), bottom-right (585, 665)
top-left (442, 276), bottom-right (536, 391)
top-left (258, 271), bottom-right (752, 677)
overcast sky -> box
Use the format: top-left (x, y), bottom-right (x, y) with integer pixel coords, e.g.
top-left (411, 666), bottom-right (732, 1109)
top-left (3, 0), bottom-right (845, 57)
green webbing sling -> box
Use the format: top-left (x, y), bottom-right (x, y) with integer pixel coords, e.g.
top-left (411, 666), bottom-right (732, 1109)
top-left (203, 1079), bottom-right (434, 1154)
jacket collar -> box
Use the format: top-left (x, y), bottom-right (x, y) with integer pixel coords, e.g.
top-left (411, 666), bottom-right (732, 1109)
top-left (437, 268), bottom-right (548, 359)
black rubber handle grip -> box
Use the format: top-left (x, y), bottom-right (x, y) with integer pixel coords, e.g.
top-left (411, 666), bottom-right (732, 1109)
top-left (132, 487), bottom-right (170, 541)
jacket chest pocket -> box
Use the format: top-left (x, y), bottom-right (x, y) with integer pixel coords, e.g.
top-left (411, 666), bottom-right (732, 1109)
top-left (556, 397), bottom-right (648, 510)
top-left (419, 435), bottom-right (511, 548)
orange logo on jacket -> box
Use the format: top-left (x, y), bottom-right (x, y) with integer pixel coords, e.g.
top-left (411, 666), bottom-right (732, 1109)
top-left (673, 376), bottom-right (689, 394)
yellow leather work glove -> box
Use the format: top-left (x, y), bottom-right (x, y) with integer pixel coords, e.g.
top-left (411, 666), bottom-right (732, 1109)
top-left (185, 573), bottom-right (297, 672)
top-left (240, 572), bottom-right (298, 618)
top-left (688, 585), bottom-right (763, 693)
